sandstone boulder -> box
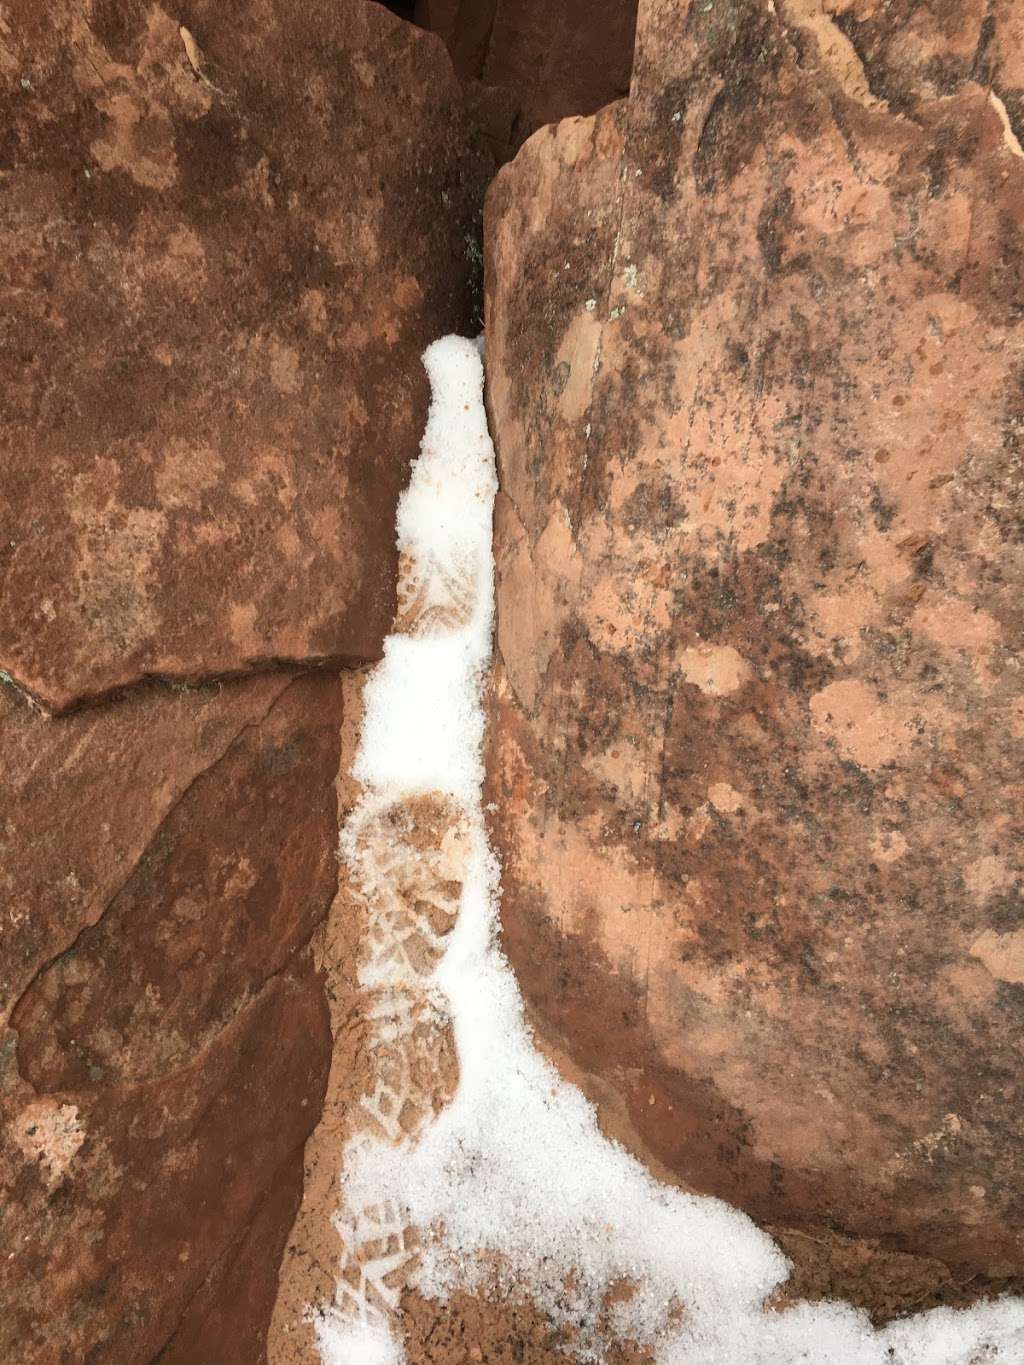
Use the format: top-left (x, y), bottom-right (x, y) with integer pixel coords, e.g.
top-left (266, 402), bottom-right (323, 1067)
top-left (485, 0), bottom-right (1024, 1316)
top-left (0, 0), bottom-right (489, 711)
top-left (0, 671), bottom-right (341, 1362)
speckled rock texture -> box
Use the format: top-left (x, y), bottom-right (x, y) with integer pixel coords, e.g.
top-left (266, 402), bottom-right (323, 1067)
top-left (0, 671), bottom-right (340, 1363)
top-left (0, 0), bottom-right (490, 712)
top-left (415, 0), bottom-right (638, 162)
top-left (485, 0), bottom-right (1024, 1318)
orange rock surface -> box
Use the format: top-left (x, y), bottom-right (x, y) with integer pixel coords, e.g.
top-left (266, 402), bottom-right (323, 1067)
top-left (0, 0), bottom-right (488, 711)
top-left (485, 0), bottom-right (1024, 1316)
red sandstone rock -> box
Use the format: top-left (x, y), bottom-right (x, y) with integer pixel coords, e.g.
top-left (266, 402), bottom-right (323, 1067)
top-left (0, 2), bottom-right (492, 1357)
top-left (0, 0), bottom-right (489, 712)
top-left (0, 670), bottom-right (341, 1362)
top-left (485, 0), bottom-right (1024, 1317)
top-left (416, 0), bottom-right (638, 161)
top-left (481, 0), bottom-right (637, 130)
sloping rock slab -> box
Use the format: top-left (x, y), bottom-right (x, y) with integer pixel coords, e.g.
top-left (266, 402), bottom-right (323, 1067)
top-left (484, 0), bottom-right (1024, 1315)
top-left (0, 0), bottom-right (489, 711)
top-left (0, 669), bottom-right (341, 1362)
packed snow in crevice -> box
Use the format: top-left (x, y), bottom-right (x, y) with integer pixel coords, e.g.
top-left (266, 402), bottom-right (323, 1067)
top-left (312, 335), bottom-right (1024, 1364)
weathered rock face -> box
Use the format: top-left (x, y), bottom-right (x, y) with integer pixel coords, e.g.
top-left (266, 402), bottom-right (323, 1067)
top-left (415, 0), bottom-right (638, 161)
top-left (485, 0), bottom-right (1024, 1316)
top-left (0, 2), bottom-right (491, 1357)
top-left (0, 0), bottom-right (489, 712)
top-left (268, 674), bottom-right (371, 1365)
top-left (0, 671), bottom-right (341, 1362)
